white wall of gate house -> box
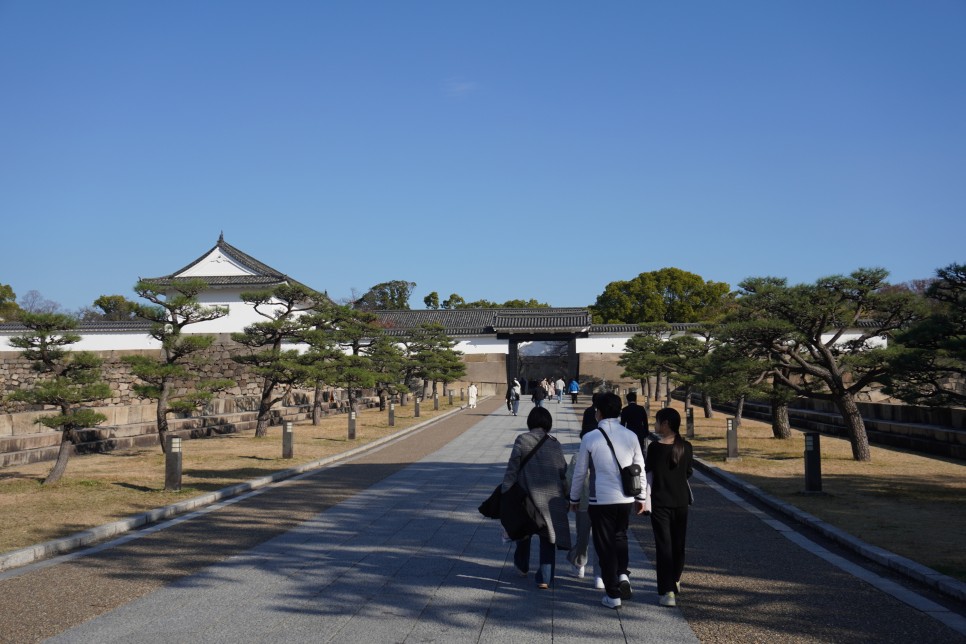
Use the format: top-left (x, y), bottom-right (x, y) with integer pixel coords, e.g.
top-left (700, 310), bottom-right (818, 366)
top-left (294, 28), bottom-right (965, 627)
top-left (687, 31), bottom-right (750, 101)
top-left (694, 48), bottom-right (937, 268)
top-left (0, 327), bottom-right (885, 358)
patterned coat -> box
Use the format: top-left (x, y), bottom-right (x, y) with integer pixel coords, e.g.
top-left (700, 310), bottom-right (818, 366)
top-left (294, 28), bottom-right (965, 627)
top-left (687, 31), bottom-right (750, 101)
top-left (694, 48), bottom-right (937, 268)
top-left (501, 429), bottom-right (572, 548)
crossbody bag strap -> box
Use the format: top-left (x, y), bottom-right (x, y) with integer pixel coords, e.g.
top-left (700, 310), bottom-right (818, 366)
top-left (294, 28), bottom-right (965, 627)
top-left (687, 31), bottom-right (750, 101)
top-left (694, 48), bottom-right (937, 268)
top-left (596, 427), bottom-right (625, 470)
top-left (519, 433), bottom-right (550, 470)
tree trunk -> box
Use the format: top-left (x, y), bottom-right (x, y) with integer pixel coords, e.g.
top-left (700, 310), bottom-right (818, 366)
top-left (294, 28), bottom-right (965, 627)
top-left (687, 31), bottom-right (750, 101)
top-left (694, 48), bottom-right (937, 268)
top-left (655, 372), bottom-right (662, 401)
top-left (684, 385), bottom-right (693, 414)
top-left (834, 392), bottom-right (872, 461)
top-left (157, 381), bottom-right (172, 454)
top-left (255, 377), bottom-right (275, 438)
top-left (43, 430), bottom-right (73, 485)
top-left (703, 392), bottom-right (714, 418)
top-left (312, 384), bottom-right (323, 425)
top-left (665, 372), bottom-right (672, 406)
top-left (643, 377), bottom-right (651, 401)
top-left (771, 401), bottom-right (791, 439)
top-left (734, 395), bottom-right (745, 430)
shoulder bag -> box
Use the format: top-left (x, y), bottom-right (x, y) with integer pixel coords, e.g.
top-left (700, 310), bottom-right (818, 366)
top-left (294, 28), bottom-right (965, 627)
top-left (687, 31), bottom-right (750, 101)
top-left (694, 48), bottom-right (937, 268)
top-left (597, 428), bottom-right (643, 497)
top-left (478, 434), bottom-right (550, 540)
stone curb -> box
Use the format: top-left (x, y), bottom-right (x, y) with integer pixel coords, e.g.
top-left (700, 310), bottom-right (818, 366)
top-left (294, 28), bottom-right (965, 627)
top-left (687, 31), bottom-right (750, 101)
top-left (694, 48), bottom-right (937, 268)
top-left (0, 403), bottom-right (473, 574)
top-left (694, 456), bottom-right (966, 604)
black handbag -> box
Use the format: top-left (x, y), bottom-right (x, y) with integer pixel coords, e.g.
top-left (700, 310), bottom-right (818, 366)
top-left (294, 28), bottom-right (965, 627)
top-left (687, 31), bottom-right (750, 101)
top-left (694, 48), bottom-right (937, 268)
top-left (478, 434), bottom-right (549, 540)
top-left (598, 428), bottom-right (643, 497)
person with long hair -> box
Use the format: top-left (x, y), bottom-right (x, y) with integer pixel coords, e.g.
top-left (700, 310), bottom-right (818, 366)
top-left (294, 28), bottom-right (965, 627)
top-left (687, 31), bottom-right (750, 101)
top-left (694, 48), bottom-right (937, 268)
top-left (502, 406), bottom-right (571, 588)
top-left (646, 407), bottom-right (694, 607)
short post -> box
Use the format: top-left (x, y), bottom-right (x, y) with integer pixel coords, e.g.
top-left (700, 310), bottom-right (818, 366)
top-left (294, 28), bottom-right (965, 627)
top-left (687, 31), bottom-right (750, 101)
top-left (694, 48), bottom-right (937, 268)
top-left (348, 406), bottom-right (357, 440)
top-left (389, 400), bottom-right (395, 427)
top-left (686, 406), bottom-right (694, 439)
top-left (282, 421), bottom-right (294, 459)
top-left (644, 401), bottom-right (651, 417)
top-left (460, 388), bottom-right (464, 401)
top-left (449, 389), bottom-right (454, 406)
top-left (434, 392), bottom-right (439, 411)
top-left (726, 417), bottom-right (739, 461)
top-left (165, 435), bottom-right (182, 491)
top-left (415, 397), bottom-right (421, 418)
top-left (661, 400), bottom-right (668, 409)
top-left (804, 432), bottom-right (823, 493)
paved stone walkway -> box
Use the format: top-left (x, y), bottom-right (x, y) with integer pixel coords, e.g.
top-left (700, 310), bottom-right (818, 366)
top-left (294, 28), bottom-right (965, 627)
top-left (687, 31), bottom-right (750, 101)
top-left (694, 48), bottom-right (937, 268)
top-left (44, 401), bottom-right (696, 643)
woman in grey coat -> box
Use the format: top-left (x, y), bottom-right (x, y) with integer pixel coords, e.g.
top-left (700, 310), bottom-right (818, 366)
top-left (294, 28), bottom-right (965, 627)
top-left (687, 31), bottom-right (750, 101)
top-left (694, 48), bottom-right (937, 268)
top-left (502, 406), bottom-right (572, 588)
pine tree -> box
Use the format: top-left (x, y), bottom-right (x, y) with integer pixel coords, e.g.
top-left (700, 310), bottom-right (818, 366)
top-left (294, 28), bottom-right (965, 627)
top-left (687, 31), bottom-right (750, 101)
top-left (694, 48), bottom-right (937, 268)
top-left (7, 312), bottom-right (111, 484)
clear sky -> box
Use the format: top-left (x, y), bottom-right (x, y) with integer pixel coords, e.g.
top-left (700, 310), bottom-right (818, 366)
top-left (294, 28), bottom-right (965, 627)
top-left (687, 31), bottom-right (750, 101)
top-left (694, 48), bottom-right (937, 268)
top-left (1, 1), bottom-right (964, 313)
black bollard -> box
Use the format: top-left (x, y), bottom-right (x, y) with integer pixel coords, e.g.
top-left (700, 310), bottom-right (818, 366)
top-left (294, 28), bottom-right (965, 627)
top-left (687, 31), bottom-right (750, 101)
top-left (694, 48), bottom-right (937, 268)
top-left (415, 397), bottom-right (421, 418)
top-left (348, 406), bottom-right (357, 440)
top-left (434, 393), bottom-right (439, 411)
top-left (165, 435), bottom-right (182, 491)
top-left (726, 417), bottom-right (739, 461)
top-left (389, 401), bottom-right (395, 427)
top-left (804, 432), bottom-right (823, 493)
top-left (449, 390), bottom-right (454, 406)
top-left (686, 406), bottom-right (694, 439)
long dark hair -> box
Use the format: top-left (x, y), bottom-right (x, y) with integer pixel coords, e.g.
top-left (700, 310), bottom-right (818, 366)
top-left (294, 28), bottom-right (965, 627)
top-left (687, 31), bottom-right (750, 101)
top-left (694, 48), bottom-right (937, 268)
top-left (655, 407), bottom-right (686, 466)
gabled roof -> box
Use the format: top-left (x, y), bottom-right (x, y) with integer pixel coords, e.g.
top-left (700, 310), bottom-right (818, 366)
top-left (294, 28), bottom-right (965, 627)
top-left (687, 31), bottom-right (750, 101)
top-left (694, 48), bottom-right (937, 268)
top-left (376, 308), bottom-right (591, 336)
top-left (140, 234), bottom-right (314, 292)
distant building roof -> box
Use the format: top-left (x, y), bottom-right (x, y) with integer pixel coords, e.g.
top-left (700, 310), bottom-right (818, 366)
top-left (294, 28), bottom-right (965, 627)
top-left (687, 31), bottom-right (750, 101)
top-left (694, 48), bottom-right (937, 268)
top-left (376, 308), bottom-right (592, 336)
top-left (140, 234), bottom-right (315, 292)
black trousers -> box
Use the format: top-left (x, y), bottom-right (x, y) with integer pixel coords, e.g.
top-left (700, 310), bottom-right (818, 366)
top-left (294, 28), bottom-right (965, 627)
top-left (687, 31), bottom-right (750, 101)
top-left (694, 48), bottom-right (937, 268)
top-left (650, 505), bottom-right (689, 595)
top-left (588, 503), bottom-right (632, 599)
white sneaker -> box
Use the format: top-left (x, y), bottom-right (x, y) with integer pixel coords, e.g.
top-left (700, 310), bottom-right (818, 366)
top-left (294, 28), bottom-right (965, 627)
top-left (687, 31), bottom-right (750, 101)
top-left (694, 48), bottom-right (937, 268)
top-left (601, 595), bottom-right (621, 609)
top-left (594, 577), bottom-right (605, 589)
top-left (618, 574), bottom-right (632, 600)
top-left (659, 592), bottom-right (676, 607)
top-left (572, 564), bottom-right (585, 579)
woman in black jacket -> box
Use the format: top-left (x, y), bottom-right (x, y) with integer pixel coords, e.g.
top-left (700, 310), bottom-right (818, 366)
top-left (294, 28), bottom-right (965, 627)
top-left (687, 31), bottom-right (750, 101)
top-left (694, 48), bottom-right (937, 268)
top-left (645, 407), bottom-right (693, 608)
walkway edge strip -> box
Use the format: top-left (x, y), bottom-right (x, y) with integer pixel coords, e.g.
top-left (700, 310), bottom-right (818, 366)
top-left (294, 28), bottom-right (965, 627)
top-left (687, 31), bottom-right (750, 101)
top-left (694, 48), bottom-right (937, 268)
top-left (694, 456), bottom-right (966, 603)
top-left (0, 403), bottom-right (471, 573)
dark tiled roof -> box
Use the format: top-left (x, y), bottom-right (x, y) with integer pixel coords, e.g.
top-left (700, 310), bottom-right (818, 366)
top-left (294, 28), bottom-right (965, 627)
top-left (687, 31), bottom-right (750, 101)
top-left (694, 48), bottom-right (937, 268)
top-left (591, 323), bottom-right (699, 334)
top-left (376, 308), bottom-right (591, 336)
top-left (141, 235), bottom-right (315, 292)
top-left (0, 320), bottom-right (154, 332)
top-left (492, 310), bottom-right (592, 333)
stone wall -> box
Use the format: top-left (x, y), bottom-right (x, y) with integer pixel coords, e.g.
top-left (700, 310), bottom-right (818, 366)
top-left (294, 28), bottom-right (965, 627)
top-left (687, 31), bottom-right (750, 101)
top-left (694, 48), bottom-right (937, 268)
top-left (0, 342), bottom-right (270, 437)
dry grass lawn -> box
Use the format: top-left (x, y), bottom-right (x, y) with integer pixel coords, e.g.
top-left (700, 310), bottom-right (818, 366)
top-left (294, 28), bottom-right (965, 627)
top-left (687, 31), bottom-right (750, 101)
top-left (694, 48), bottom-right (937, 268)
top-left (2, 397), bottom-right (964, 585)
top-left (683, 401), bottom-right (966, 582)
top-left (0, 399), bottom-right (461, 554)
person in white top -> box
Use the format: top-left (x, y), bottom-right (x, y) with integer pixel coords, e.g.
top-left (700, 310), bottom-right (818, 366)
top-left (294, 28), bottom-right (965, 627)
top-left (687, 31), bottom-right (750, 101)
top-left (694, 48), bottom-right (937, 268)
top-left (467, 382), bottom-right (478, 408)
top-left (554, 378), bottom-right (565, 403)
top-left (569, 392), bottom-right (647, 610)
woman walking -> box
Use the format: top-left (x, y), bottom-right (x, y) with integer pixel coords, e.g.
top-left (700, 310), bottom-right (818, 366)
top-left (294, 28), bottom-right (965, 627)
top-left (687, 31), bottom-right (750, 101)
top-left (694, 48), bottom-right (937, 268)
top-left (502, 406), bottom-right (571, 588)
top-left (646, 407), bottom-right (693, 607)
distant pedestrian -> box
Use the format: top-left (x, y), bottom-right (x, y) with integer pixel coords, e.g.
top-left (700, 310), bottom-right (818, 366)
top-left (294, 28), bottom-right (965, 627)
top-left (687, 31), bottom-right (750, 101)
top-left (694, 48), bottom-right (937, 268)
top-left (506, 379), bottom-right (522, 416)
top-left (646, 407), bottom-right (693, 608)
top-left (467, 382), bottom-right (478, 409)
top-left (531, 384), bottom-right (547, 408)
top-left (620, 392), bottom-right (649, 454)
top-left (503, 406), bottom-right (572, 589)
top-left (569, 392), bottom-right (647, 610)
top-left (581, 393), bottom-right (601, 433)
top-left (569, 378), bottom-right (580, 404)
top-left (555, 377), bottom-right (565, 403)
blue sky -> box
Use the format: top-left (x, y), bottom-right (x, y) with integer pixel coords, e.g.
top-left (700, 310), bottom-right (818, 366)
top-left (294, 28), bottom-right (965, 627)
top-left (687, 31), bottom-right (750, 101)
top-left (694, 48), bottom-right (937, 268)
top-left (1, 1), bottom-right (964, 312)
